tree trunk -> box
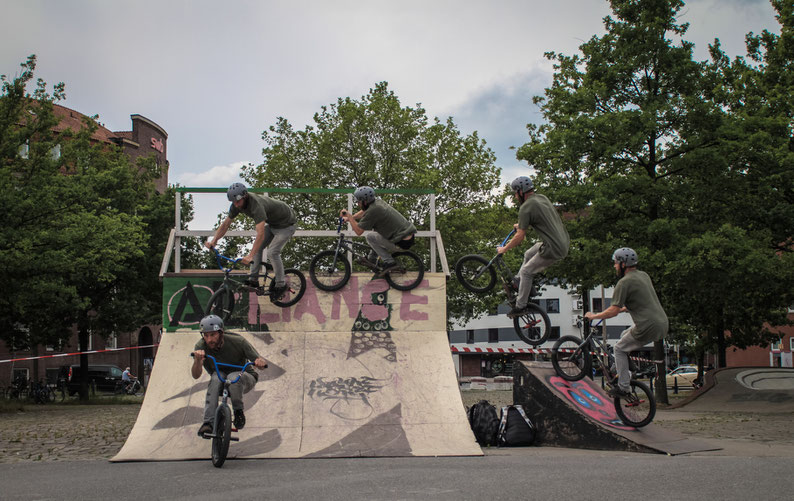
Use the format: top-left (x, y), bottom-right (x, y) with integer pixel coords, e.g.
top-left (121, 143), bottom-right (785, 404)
top-left (716, 326), bottom-right (727, 368)
top-left (78, 318), bottom-right (90, 401)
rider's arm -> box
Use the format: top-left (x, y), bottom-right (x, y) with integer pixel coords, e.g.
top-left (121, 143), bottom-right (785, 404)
top-left (586, 304), bottom-right (624, 320)
top-left (497, 228), bottom-right (526, 254)
top-left (191, 351), bottom-right (205, 379)
top-left (243, 221), bottom-right (267, 263)
top-left (341, 209), bottom-right (366, 236)
top-left (206, 217), bottom-right (234, 249)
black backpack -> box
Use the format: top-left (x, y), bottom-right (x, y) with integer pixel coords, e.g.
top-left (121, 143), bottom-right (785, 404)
top-left (497, 405), bottom-right (536, 447)
top-left (467, 400), bottom-right (500, 446)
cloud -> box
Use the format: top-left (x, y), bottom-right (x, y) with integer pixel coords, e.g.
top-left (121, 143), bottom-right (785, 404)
top-left (175, 161), bottom-right (251, 187)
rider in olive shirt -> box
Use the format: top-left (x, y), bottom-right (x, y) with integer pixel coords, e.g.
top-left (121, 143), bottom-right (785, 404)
top-left (497, 176), bottom-right (569, 318)
top-left (340, 186), bottom-right (416, 274)
top-left (585, 248), bottom-right (668, 397)
top-left (205, 183), bottom-right (297, 297)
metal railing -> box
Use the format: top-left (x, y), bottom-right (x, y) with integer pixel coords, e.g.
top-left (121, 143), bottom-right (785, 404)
top-left (159, 187), bottom-right (450, 278)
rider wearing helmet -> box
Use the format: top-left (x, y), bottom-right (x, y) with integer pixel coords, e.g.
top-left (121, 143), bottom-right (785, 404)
top-left (585, 248), bottom-right (668, 398)
top-left (191, 314), bottom-right (268, 437)
top-left (205, 183), bottom-right (297, 297)
top-left (340, 186), bottom-right (417, 274)
top-left (498, 176), bottom-right (570, 318)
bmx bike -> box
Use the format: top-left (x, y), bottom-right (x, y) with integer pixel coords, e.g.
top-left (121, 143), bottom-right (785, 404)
top-left (551, 318), bottom-right (656, 427)
top-left (309, 217), bottom-right (424, 292)
top-left (193, 353), bottom-right (265, 468)
top-left (454, 229), bottom-right (552, 345)
top-left (206, 249), bottom-right (306, 322)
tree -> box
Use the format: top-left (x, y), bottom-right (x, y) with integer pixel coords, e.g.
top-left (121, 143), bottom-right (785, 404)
top-left (242, 82), bottom-right (506, 322)
top-left (1, 56), bottom-right (178, 399)
top-left (516, 0), bottom-right (793, 401)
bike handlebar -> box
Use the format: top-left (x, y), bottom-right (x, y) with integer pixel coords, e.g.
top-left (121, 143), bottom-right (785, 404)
top-left (211, 248), bottom-right (242, 272)
top-left (499, 229), bottom-right (516, 247)
top-left (191, 353), bottom-right (257, 385)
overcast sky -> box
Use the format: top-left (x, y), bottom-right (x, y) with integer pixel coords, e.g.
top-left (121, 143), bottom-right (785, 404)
top-left (1, 0), bottom-right (779, 229)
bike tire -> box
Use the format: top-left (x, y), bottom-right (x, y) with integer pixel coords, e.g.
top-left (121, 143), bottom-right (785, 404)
top-left (614, 380), bottom-right (656, 428)
top-left (212, 405), bottom-right (232, 468)
top-left (385, 251), bottom-right (424, 291)
top-left (310, 250), bottom-right (352, 291)
top-left (513, 303), bottom-right (552, 346)
top-left (454, 254), bottom-right (497, 293)
top-left (271, 268), bottom-right (307, 307)
top-left (206, 286), bottom-right (235, 322)
top-left (551, 335), bottom-right (592, 381)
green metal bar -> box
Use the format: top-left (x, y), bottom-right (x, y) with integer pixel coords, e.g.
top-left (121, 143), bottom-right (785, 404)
top-left (175, 186), bottom-right (436, 195)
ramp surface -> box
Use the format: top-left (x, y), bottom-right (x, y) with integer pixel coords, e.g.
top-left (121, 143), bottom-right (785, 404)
top-left (514, 361), bottom-right (718, 455)
top-left (675, 367), bottom-right (794, 413)
top-left (113, 273), bottom-right (481, 460)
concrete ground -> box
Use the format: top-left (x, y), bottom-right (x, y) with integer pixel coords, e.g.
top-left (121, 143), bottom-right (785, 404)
top-left (1, 386), bottom-right (792, 463)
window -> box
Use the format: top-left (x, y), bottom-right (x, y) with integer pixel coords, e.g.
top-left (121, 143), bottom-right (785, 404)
top-left (488, 328), bottom-right (498, 343)
top-left (544, 299), bottom-right (560, 314)
top-left (790, 338), bottom-right (794, 351)
top-left (771, 339), bottom-right (782, 351)
top-left (18, 142), bottom-right (29, 159)
top-left (50, 144), bottom-right (61, 160)
top-left (107, 332), bottom-right (118, 350)
top-left (549, 326), bottom-right (560, 341)
top-left (466, 329), bottom-right (474, 344)
top-left (12, 368), bottom-right (29, 382)
top-left (592, 298), bottom-right (612, 312)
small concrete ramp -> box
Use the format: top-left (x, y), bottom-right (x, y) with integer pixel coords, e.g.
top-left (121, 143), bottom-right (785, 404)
top-left (113, 273), bottom-right (481, 461)
top-left (514, 361), bottom-right (718, 455)
top-left (675, 367), bottom-right (794, 413)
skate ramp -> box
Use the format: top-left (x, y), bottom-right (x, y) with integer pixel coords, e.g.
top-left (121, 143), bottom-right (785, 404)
top-left (113, 273), bottom-right (481, 460)
top-left (514, 361), bottom-right (719, 455)
top-left (675, 367), bottom-right (794, 413)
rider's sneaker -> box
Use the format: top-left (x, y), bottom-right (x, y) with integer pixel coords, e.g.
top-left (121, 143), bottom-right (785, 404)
top-left (233, 409), bottom-right (246, 430)
top-left (506, 305), bottom-right (529, 319)
top-left (355, 255), bottom-right (377, 269)
top-left (607, 386), bottom-right (632, 398)
top-left (271, 283), bottom-right (288, 300)
top-left (375, 260), bottom-right (399, 276)
top-left (197, 422), bottom-right (213, 438)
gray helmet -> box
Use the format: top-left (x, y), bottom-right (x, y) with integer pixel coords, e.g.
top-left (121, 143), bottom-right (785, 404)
top-left (199, 314), bottom-right (224, 334)
top-left (510, 176), bottom-right (534, 194)
top-left (612, 247), bottom-right (638, 267)
top-left (353, 186), bottom-right (376, 205)
top-left (227, 183), bottom-right (248, 202)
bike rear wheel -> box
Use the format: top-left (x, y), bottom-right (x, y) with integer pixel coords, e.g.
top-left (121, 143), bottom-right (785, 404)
top-left (211, 405), bottom-right (232, 468)
top-left (385, 251), bottom-right (424, 291)
top-left (270, 268), bottom-right (307, 307)
top-left (310, 250), bottom-right (352, 291)
top-left (551, 335), bottom-right (592, 381)
top-left (206, 286), bottom-right (235, 322)
top-left (455, 254), bottom-right (496, 293)
top-left (513, 303), bottom-right (552, 345)
top-left (614, 380), bottom-right (656, 428)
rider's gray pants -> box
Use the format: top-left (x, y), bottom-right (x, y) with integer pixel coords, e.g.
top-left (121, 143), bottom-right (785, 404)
top-left (203, 371), bottom-right (256, 424)
top-left (250, 224), bottom-right (296, 286)
top-left (516, 242), bottom-right (557, 309)
top-left (614, 327), bottom-right (646, 392)
top-left (366, 232), bottom-right (400, 264)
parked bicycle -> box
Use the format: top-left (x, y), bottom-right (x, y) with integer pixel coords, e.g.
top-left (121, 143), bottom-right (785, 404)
top-left (206, 249), bottom-right (306, 322)
top-left (28, 379), bottom-right (56, 404)
top-left (114, 378), bottom-right (142, 395)
top-left (551, 318), bottom-right (656, 427)
top-left (193, 354), bottom-right (264, 468)
top-left (309, 217), bottom-right (424, 292)
top-left (455, 230), bottom-right (552, 345)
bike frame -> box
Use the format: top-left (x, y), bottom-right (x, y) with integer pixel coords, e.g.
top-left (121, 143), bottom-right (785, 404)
top-left (212, 249), bottom-right (273, 294)
top-left (329, 217), bottom-right (378, 265)
top-left (202, 355), bottom-right (253, 437)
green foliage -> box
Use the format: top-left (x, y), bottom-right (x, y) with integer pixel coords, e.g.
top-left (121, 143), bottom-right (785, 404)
top-left (517, 0), bottom-right (794, 365)
top-left (242, 81), bottom-right (505, 322)
top-left (0, 55), bottom-right (176, 347)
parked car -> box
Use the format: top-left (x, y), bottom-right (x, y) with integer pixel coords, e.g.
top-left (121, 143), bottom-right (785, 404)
top-left (666, 365), bottom-right (699, 388)
top-left (59, 364), bottom-right (125, 396)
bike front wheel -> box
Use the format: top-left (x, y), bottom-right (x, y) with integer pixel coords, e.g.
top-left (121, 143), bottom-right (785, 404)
top-left (310, 250), bottom-right (351, 291)
top-left (513, 303), bottom-right (552, 346)
top-left (385, 251), bottom-right (424, 291)
top-left (212, 405), bottom-right (232, 468)
top-left (271, 268), bottom-right (307, 307)
top-left (454, 254), bottom-right (496, 293)
top-left (614, 380), bottom-right (656, 428)
top-left (551, 335), bottom-right (592, 381)
top-left (207, 286), bottom-right (235, 322)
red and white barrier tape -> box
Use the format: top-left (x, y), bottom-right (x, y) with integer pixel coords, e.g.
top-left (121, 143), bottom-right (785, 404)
top-left (0, 344), bottom-right (159, 364)
top-left (450, 346), bottom-right (661, 364)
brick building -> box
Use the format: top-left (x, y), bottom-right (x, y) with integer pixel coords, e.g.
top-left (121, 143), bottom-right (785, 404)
top-left (1, 105), bottom-right (168, 390)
